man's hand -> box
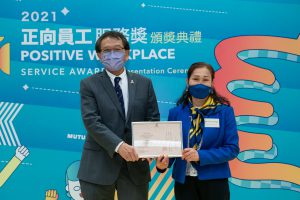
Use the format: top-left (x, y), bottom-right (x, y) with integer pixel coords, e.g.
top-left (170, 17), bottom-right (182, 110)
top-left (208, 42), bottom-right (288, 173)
top-left (118, 143), bottom-right (139, 162)
top-left (15, 145), bottom-right (29, 161)
top-left (182, 148), bottom-right (199, 162)
top-left (45, 189), bottom-right (58, 200)
top-left (156, 155), bottom-right (169, 170)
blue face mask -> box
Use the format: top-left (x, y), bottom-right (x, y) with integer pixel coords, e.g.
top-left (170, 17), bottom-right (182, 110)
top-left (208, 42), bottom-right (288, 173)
top-left (100, 51), bottom-right (126, 72)
top-left (188, 84), bottom-right (212, 99)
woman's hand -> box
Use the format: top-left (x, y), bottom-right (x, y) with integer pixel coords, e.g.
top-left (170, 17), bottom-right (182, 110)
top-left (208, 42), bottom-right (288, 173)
top-left (182, 148), bottom-right (199, 162)
top-left (156, 155), bottom-right (169, 170)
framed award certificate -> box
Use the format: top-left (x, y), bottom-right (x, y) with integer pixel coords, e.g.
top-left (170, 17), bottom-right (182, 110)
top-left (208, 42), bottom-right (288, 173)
top-left (132, 121), bottom-right (183, 158)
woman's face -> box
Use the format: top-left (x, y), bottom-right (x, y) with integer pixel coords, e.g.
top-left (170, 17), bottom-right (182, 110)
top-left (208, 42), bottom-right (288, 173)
top-left (188, 67), bottom-right (213, 87)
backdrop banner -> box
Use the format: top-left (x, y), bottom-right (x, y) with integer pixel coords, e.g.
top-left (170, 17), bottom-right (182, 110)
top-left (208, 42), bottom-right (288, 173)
top-left (0, 0), bottom-right (299, 199)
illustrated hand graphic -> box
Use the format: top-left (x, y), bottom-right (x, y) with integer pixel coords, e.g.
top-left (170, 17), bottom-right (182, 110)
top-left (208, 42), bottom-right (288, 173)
top-left (45, 189), bottom-right (58, 200)
top-left (15, 146), bottom-right (29, 161)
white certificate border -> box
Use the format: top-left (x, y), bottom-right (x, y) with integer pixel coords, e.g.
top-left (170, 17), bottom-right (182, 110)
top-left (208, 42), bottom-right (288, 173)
top-left (131, 121), bottom-right (183, 158)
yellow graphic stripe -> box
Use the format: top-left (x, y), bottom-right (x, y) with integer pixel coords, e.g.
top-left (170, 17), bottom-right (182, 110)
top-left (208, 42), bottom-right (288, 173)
top-left (150, 162), bottom-right (157, 178)
top-left (0, 156), bottom-right (21, 187)
top-left (166, 188), bottom-right (175, 200)
top-left (155, 175), bottom-right (174, 200)
top-left (149, 169), bottom-right (168, 197)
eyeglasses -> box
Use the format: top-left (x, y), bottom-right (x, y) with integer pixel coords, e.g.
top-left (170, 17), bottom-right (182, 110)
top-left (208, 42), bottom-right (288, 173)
top-left (101, 48), bottom-right (125, 54)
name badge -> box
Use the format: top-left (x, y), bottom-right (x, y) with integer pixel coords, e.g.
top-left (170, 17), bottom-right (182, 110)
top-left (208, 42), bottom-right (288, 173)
top-left (204, 118), bottom-right (220, 128)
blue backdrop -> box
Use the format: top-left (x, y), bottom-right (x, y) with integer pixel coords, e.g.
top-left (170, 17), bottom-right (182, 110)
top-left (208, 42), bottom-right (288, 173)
top-left (0, 0), bottom-right (300, 199)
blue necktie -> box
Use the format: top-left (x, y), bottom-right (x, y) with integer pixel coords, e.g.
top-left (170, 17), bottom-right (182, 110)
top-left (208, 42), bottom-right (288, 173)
top-left (114, 77), bottom-right (125, 115)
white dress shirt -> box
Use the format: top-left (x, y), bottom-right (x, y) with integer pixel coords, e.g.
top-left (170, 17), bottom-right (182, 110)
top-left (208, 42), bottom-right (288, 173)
top-left (105, 69), bottom-right (129, 117)
top-left (105, 69), bottom-right (129, 153)
top-left (186, 162), bottom-right (198, 176)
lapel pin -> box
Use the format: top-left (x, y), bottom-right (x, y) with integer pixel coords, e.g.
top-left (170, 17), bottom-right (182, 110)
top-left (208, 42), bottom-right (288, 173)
top-left (130, 80), bottom-right (134, 84)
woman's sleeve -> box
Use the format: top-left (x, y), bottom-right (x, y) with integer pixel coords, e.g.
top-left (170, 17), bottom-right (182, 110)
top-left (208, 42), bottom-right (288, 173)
top-left (197, 106), bottom-right (240, 166)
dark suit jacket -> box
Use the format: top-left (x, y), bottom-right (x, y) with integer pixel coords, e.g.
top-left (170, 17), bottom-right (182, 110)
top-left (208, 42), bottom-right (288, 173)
top-left (77, 70), bottom-right (160, 186)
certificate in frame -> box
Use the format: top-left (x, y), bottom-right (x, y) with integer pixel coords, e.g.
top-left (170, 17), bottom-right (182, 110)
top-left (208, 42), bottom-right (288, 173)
top-left (132, 121), bottom-right (183, 158)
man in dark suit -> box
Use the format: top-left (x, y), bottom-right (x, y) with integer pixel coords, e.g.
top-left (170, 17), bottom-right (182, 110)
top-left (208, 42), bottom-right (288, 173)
top-left (78, 31), bottom-right (160, 200)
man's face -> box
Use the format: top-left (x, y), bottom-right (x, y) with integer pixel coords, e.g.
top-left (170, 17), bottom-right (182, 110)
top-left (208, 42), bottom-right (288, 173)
top-left (97, 37), bottom-right (129, 61)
